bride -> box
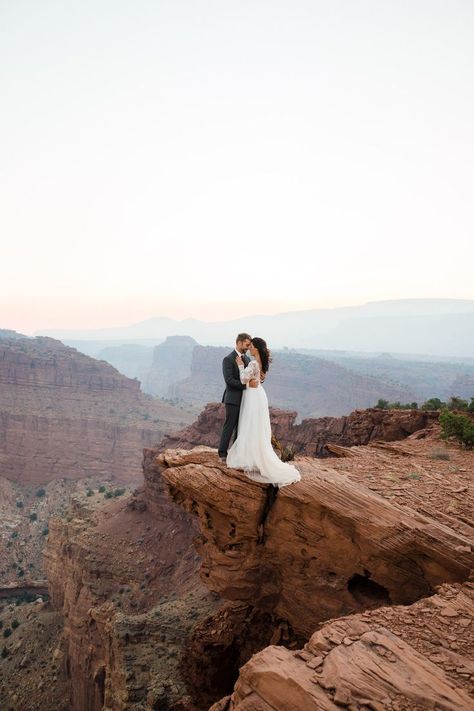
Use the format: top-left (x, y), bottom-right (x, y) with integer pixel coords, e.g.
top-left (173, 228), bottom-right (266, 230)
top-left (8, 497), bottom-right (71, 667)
top-left (226, 337), bottom-right (300, 488)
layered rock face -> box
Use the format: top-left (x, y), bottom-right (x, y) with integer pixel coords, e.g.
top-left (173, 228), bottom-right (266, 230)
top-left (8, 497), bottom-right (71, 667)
top-left (162, 402), bottom-right (440, 457)
top-left (0, 336), bottom-right (192, 484)
top-left (43, 449), bottom-right (216, 711)
top-left (42, 426), bottom-right (473, 710)
top-left (158, 448), bottom-right (473, 639)
top-left (214, 578), bottom-right (474, 711)
top-left (157, 441), bottom-right (474, 708)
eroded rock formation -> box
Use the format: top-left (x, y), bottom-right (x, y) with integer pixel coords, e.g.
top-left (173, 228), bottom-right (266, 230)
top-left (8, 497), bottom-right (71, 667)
top-left (162, 403), bottom-right (440, 458)
top-left (0, 336), bottom-right (192, 484)
top-left (41, 430), bottom-right (473, 710)
top-left (213, 578), bottom-right (474, 710)
top-left (44, 449), bottom-right (216, 711)
top-left (158, 448), bottom-right (473, 639)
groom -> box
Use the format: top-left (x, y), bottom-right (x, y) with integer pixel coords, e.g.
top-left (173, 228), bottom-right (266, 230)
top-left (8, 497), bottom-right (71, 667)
top-left (218, 332), bottom-right (258, 460)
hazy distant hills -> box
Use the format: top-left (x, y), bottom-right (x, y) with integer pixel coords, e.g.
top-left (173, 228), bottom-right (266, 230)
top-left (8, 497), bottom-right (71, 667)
top-left (38, 299), bottom-right (474, 357)
top-left (89, 335), bottom-right (474, 418)
top-left (169, 345), bottom-right (418, 418)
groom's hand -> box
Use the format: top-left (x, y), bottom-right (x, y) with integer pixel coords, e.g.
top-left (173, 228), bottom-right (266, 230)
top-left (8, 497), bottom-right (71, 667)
top-left (248, 379), bottom-right (258, 388)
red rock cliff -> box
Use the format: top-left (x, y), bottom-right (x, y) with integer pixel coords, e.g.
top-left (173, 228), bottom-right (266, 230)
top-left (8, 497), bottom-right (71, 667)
top-left (0, 336), bottom-right (192, 484)
top-left (162, 402), bottom-right (439, 457)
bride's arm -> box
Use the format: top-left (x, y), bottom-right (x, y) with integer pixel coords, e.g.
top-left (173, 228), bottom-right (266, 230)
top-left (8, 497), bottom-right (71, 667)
top-left (238, 360), bottom-right (258, 385)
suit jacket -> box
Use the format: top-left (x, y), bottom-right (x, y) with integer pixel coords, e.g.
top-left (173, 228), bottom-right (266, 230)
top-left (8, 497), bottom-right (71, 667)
top-left (221, 350), bottom-right (250, 406)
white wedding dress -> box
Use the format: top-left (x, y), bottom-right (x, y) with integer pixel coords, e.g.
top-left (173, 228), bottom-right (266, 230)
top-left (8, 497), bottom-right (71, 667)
top-left (226, 359), bottom-right (301, 488)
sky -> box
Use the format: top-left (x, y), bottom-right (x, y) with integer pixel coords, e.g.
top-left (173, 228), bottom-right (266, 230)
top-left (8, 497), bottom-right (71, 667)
top-left (1, 0), bottom-right (473, 335)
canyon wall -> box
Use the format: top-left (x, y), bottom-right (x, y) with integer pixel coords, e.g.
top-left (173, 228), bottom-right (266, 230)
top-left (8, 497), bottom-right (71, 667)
top-left (0, 336), bottom-right (192, 484)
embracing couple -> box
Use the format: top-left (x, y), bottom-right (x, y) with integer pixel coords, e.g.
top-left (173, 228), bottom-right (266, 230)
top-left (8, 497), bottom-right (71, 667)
top-left (218, 333), bottom-right (300, 488)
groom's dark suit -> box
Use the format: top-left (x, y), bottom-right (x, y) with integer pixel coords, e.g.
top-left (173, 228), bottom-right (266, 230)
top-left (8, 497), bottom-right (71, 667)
top-left (218, 349), bottom-right (250, 458)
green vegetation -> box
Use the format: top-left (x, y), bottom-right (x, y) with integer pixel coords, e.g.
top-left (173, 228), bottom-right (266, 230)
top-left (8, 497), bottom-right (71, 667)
top-left (29, 512), bottom-right (37, 521)
top-left (3, 628), bottom-right (12, 638)
top-left (271, 434), bottom-right (296, 462)
top-left (15, 500), bottom-right (23, 508)
top-left (36, 488), bottom-right (46, 497)
top-left (375, 400), bottom-right (418, 410)
top-left (104, 487), bottom-right (126, 499)
top-left (42, 527), bottom-right (49, 536)
top-left (421, 398), bottom-right (446, 410)
top-left (440, 410), bottom-right (474, 449)
top-left (98, 485), bottom-right (106, 493)
top-left (376, 394), bottom-right (474, 412)
top-left (11, 531), bottom-right (18, 540)
top-left (11, 619), bottom-right (19, 629)
top-left (1, 646), bottom-right (8, 658)
top-left (86, 488), bottom-right (94, 497)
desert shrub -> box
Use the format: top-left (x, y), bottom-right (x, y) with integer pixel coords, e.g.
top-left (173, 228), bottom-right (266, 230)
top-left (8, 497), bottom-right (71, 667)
top-left (104, 491), bottom-right (113, 499)
top-left (271, 434), bottom-right (296, 462)
top-left (378, 401), bottom-right (418, 410)
top-left (1, 646), bottom-right (8, 658)
top-left (86, 489), bottom-right (93, 497)
top-left (468, 398), bottom-right (474, 414)
top-left (461, 418), bottom-right (474, 448)
top-left (113, 488), bottom-right (125, 497)
top-left (11, 619), bottom-right (19, 629)
top-left (446, 395), bottom-right (469, 412)
top-left (3, 628), bottom-right (12, 638)
top-left (447, 396), bottom-right (468, 411)
top-left (440, 410), bottom-right (474, 449)
top-left (98, 485), bottom-right (106, 493)
top-left (422, 398), bottom-right (446, 411)
top-left (16, 500), bottom-right (23, 508)
top-left (11, 531), bottom-right (18, 539)
top-left (440, 410), bottom-right (464, 439)
top-left (36, 488), bottom-right (46, 497)
top-left (17, 569), bottom-right (25, 577)
top-left (29, 512), bottom-right (37, 522)
top-left (0, 620), bottom-right (3, 629)
top-left (42, 527), bottom-right (49, 536)
top-left (429, 447), bottom-right (450, 461)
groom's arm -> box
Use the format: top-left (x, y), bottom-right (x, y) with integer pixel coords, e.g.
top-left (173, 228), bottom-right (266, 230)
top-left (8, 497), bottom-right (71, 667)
top-left (222, 357), bottom-right (246, 391)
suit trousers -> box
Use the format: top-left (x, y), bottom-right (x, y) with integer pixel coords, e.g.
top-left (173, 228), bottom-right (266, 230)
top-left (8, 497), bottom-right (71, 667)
top-left (218, 403), bottom-right (240, 457)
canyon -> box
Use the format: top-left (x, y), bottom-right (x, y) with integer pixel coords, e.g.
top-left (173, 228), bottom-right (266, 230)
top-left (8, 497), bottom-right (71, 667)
top-left (3, 413), bottom-right (468, 711)
top-left (0, 334), bottom-right (192, 485)
top-left (0, 334), bottom-right (192, 587)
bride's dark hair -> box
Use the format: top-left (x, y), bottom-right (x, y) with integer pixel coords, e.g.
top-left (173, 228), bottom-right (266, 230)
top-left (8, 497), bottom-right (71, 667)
top-left (251, 337), bottom-right (271, 374)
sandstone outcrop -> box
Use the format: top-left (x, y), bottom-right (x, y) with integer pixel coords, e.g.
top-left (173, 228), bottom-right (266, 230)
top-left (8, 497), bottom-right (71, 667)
top-left (161, 402), bottom-right (440, 457)
top-left (0, 336), bottom-right (192, 484)
top-left (158, 448), bottom-right (473, 639)
top-left (213, 578), bottom-right (474, 710)
top-left (40, 427), bottom-right (473, 710)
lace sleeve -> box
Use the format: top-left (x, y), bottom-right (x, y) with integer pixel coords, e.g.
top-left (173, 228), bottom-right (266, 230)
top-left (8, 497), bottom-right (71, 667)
top-left (238, 359), bottom-right (259, 384)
